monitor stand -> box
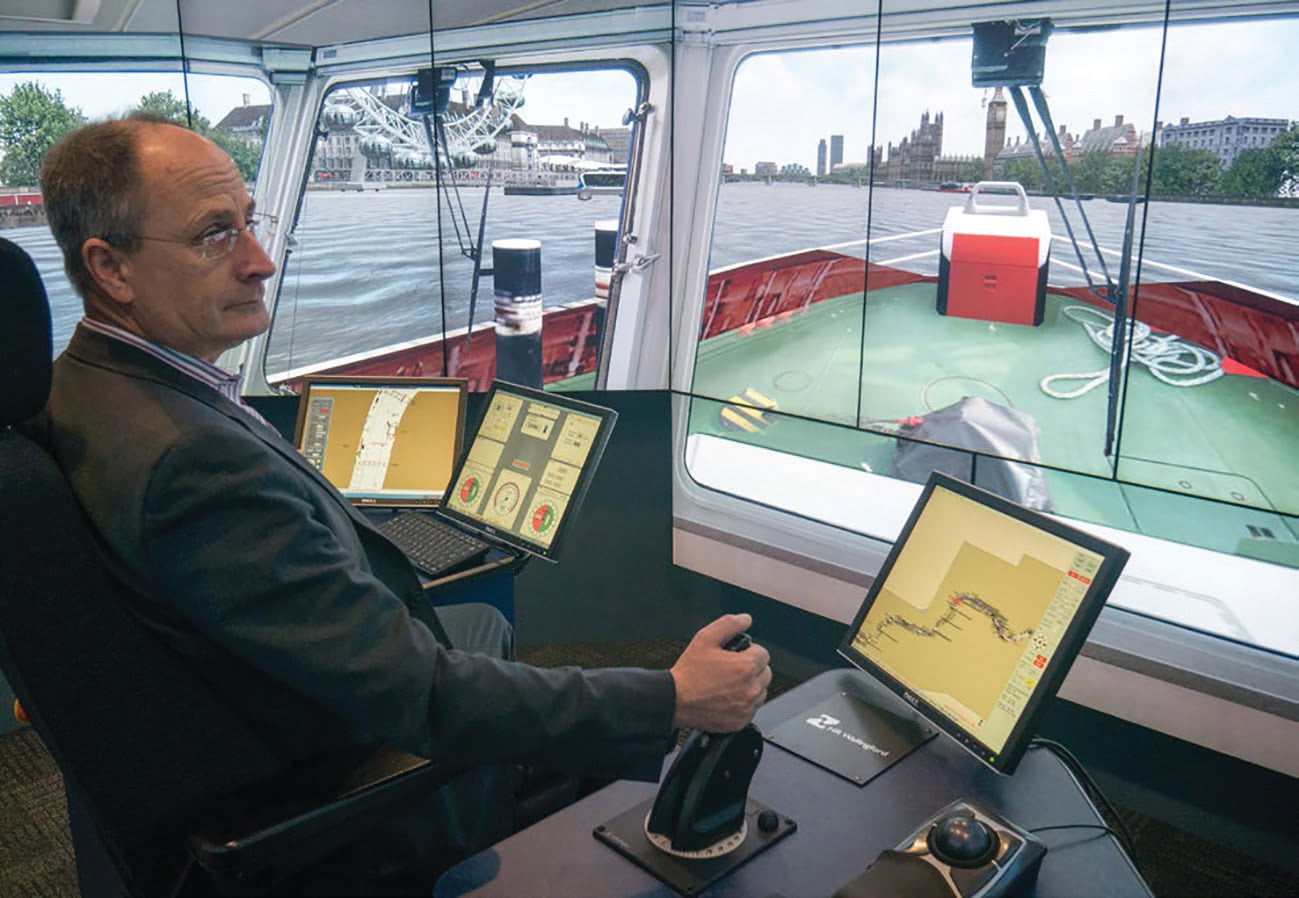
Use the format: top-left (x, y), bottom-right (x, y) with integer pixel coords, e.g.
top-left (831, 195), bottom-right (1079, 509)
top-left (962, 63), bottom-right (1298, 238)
top-left (593, 724), bottom-right (795, 896)
top-left (764, 690), bottom-right (938, 786)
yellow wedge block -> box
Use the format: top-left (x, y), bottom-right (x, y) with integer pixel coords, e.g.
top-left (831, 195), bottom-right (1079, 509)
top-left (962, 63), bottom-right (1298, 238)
top-left (719, 388), bottom-right (778, 432)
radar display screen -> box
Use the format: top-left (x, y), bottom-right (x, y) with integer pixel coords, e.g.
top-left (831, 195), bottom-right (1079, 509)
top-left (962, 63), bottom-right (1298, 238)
top-left (838, 472), bottom-right (1128, 774)
top-left (438, 380), bottom-right (617, 561)
top-left (292, 376), bottom-right (467, 507)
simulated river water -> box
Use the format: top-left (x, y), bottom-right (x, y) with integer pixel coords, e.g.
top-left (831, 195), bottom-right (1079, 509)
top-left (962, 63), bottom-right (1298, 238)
top-left (11, 182), bottom-right (1297, 375)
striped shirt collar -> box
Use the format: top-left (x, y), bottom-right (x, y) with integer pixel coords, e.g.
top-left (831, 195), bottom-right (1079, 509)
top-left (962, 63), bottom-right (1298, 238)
top-left (80, 317), bottom-right (273, 429)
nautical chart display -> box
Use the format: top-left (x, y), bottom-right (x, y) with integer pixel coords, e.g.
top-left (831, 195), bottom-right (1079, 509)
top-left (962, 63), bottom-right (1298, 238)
top-left (440, 381), bottom-right (617, 559)
top-left (839, 472), bottom-right (1128, 774)
top-left (293, 377), bottom-right (466, 507)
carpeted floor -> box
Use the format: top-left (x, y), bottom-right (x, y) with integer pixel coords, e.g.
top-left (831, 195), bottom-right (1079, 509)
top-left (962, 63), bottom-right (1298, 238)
top-left (3, 641), bottom-right (1296, 898)
top-left (1113, 807), bottom-right (1299, 898)
top-left (0, 725), bottom-right (78, 898)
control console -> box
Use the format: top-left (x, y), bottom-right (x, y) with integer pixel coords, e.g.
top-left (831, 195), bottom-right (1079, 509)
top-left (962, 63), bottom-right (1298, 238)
top-left (594, 630), bottom-right (795, 895)
top-left (832, 800), bottom-right (1046, 898)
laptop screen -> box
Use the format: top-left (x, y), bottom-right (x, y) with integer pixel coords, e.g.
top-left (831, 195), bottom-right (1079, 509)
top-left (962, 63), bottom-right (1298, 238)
top-left (439, 381), bottom-right (617, 561)
top-left (292, 376), bottom-right (468, 507)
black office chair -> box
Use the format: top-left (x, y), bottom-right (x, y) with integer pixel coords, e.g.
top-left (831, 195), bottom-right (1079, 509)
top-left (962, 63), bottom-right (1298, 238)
top-left (0, 237), bottom-right (462, 896)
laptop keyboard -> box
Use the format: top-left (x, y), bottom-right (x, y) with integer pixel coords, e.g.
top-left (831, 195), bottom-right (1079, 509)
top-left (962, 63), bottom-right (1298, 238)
top-left (376, 512), bottom-right (492, 579)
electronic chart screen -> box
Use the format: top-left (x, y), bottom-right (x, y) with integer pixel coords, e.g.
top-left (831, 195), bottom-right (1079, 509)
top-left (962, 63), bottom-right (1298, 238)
top-left (292, 376), bottom-right (467, 507)
top-left (439, 381), bottom-right (617, 561)
top-left (838, 472), bottom-right (1129, 774)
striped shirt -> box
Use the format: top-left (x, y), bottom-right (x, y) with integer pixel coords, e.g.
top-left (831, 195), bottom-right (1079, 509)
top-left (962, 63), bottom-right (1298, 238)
top-left (80, 318), bottom-right (275, 431)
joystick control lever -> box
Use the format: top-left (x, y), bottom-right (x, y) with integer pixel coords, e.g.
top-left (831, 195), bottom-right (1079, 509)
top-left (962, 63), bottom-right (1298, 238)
top-left (644, 630), bottom-right (762, 855)
top-left (721, 632), bottom-right (751, 652)
top-left (594, 628), bottom-right (795, 894)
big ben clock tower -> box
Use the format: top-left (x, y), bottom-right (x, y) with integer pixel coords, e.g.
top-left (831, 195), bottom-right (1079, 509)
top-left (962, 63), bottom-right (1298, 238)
top-left (983, 86), bottom-right (1008, 177)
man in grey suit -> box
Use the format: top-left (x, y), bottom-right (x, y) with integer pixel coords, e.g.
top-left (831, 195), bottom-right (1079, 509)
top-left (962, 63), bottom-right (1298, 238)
top-left (37, 116), bottom-right (771, 886)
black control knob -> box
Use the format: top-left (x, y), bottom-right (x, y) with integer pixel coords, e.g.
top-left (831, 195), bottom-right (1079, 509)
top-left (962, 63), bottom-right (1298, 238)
top-left (927, 814), bottom-right (1000, 868)
top-left (722, 632), bottom-right (751, 652)
top-left (757, 809), bottom-right (781, 834)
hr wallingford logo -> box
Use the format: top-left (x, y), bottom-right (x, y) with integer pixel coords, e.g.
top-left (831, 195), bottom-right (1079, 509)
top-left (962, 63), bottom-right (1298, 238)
top-left (804, 713), bottom-right (891, 757)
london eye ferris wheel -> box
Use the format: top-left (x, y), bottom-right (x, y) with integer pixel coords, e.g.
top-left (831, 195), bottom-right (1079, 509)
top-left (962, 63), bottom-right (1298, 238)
top-left (320, 70), bottom-right (527, 170)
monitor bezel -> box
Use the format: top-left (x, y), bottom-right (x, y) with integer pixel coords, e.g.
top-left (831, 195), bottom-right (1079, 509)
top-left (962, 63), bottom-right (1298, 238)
top-left (437, 380), bottom-right (618, 562)
top-left (836, 471), bottom-right (1129, 775)
top-left (291, 375), bottom-right (468, 508)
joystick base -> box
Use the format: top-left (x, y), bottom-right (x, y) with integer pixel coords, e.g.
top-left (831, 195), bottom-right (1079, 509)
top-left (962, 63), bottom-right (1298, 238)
top-left (594, 797), bottom-right (795, 896)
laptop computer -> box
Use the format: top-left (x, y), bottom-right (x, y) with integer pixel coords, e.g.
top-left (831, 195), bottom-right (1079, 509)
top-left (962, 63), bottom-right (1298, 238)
top-left (294, 377), bottom-right (618, 579)
top-left (293, 375), bottom-right (468, 509)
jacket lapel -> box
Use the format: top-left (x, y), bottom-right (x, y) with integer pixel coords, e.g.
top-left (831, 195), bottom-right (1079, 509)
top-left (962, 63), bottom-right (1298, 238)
top-left (65, 327), bottom-right (380, 533)
top-left (63, 325), bottom-right (450, 646)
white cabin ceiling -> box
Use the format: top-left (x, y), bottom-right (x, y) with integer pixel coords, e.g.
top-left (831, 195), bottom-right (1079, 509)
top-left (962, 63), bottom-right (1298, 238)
top-left (0, 0), bottom-right (670, 44)
top-left (2, 0), bottom-right (1297, 47)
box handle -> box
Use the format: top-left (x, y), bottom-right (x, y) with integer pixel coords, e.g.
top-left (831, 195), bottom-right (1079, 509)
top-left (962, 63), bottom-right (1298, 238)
top-left (964, 181), bottom-right (1030, 216)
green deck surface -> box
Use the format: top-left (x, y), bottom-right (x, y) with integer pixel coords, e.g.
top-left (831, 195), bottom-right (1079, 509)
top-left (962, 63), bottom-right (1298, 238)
top-left (687, 282), bottom-right (1299, 565)
top-left (549, 372), bottom-right (596, 391)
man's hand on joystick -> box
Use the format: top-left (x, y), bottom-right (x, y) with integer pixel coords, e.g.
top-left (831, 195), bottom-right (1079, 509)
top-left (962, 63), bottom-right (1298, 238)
top-left (669, 614), bottom-right (772, 733)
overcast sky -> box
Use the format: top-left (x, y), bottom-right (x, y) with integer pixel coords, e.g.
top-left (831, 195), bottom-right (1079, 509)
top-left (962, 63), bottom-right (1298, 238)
top-left (0, 70), bottom-right (272, 125)
top-left (726, 17), bottom-right (1299, 171)
top-left (2, 17), bottom-right (1294, 172)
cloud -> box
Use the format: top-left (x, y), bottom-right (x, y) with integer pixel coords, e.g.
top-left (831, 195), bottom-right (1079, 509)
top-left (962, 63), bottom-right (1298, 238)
top-left (4, 15), bottom-right (1294, 173)
top-left (723, 16), bottom-right (1297, 169)
top-left (509, 69), bottom-right (638, 130)
top-left (0, 71), bottom-right (270, 124)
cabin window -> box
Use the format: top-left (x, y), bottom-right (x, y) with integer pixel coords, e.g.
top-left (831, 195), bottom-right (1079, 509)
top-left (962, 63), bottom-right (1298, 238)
top-left (0, 70), bottom-right (273, 357)
top-left (264, 66), bottom-right (639, 392)
top-left (682, 17), bottom-right (1299, 656)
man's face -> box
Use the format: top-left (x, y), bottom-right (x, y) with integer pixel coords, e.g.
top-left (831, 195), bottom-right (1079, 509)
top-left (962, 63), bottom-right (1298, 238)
top-left (110, 127), bottom-right (276, 362)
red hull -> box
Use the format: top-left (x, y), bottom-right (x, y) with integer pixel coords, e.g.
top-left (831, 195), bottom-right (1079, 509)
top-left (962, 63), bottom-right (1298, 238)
top-left (1057, 281), bottom-right (1299, 389)
top-left (706, 250), bottom-right (1299, 390)
top-left (285, 300), bottom-right (604, 393)
top-left (296, 249), bottom-right (1297, 392)
top-left (701, 250), bottom-right (929, 339)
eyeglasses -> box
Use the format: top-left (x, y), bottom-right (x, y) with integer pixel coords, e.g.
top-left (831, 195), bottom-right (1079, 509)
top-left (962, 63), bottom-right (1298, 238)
top-left (127, 212), bottom-right (278, 261)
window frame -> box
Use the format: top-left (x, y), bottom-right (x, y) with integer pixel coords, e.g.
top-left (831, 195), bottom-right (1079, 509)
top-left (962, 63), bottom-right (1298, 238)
top-left (666, 4), bottom-right (1299, 777)
top-left (235, 22), bottom-right (672, 392)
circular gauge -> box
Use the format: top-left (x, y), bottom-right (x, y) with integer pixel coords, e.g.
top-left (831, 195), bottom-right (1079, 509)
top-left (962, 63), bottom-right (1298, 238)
top-left (493, 482), bottom-right (521, 515)
top-left (531, 503), bottom-right (556, 533)
top-left (459, 476), bottom-right (480, 504)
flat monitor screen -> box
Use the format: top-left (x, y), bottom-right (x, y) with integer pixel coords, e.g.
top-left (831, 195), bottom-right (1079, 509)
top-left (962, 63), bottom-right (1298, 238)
top-left (292, 376), bottom-right (467, 507)
top-left (439, 381), bottom-right (617, 561)
top-left (838, 472), bottom-right (1129, 774)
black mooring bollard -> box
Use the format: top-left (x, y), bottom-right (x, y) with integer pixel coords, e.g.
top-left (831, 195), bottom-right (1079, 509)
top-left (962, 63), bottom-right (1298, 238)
top-left (492, 238), bottom-right (543, 388)
top-left (594, 219), bottom-right (618, 301)
top-left (593, 219), bottom-right (618, 355)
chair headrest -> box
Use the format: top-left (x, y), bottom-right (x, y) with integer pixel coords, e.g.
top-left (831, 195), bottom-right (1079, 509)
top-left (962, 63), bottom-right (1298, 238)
top-left (0, 237), bottom-right (53, 426)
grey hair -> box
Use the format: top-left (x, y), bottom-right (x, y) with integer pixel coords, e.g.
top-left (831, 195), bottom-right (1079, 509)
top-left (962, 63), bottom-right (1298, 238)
top-left (40, 114), bottom-right (179, 298)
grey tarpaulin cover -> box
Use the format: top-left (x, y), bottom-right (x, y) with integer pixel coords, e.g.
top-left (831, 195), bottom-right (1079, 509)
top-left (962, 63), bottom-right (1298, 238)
top-left (893, 396), bottom-right (1055, 511)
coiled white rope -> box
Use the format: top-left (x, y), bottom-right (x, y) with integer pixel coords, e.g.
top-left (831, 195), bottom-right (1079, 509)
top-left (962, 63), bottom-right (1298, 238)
top-left (1041, 305), bottom-right (1223, 399)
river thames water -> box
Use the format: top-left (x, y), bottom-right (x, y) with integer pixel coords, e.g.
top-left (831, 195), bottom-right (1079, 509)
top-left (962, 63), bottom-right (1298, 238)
top-left (9, 182), bottom-right (1297, 372)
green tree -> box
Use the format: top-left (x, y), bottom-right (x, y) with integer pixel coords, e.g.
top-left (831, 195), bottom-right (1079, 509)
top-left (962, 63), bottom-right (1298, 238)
top-left (1218, 147), bottom-right (1285, 199)
top-left (209, 129), bottom-right (263, 184)
top-left (1089, 152), bottom-right (1149, 198)
top-left (0, 81), bottom-right (85, 187)
top-left (1000, 157), bottom-right (1044, 192)
top-left (1270, 124), bottom-right (1299, 196)
top-left (129, 90), bottom-right (211, 130)
top-left (1149, 143), bottom-right (1221, 197)
top-left (1070, 150), bottom-right (1115, 195)
top-left (1000, 154), bottom-right (1066, 193)
top-left (958, 160), bottom-right (987, 182)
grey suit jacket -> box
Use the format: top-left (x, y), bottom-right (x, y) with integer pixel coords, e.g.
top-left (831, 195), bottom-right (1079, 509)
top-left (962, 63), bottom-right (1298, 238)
top-left (43, 324), bottom-right (675, 781)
